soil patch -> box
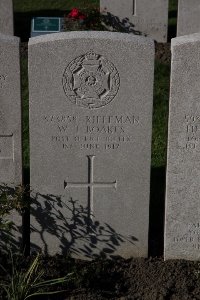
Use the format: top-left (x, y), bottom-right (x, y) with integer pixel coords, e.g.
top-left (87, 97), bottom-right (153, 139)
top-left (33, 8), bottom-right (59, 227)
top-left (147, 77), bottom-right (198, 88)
top-left (1, 255), bottom-right (200, 300)
top-left (155, 43), bottom-right (171, 64)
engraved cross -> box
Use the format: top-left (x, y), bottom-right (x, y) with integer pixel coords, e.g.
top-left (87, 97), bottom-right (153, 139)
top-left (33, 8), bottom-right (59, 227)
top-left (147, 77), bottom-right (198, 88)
top-left (64, 155), bottom-right (117, 221)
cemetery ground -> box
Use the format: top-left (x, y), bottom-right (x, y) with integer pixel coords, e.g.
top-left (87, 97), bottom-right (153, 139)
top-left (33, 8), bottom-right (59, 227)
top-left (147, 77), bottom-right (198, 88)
top-left (3, 0), bottom-right (200, 299)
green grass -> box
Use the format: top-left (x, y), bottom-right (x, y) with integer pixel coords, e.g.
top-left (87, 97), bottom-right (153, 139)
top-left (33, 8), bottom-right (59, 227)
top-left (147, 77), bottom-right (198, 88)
top-left (169, 0), bottom-right (178, 12)
top-left (21, 57), bottom-right (29, 169)
top-left (169, 0), bottom-right (178, 27)
top-left (152, 61), bottom-right (170, 168)
top-left (0, 253), bottom-right (73, 300)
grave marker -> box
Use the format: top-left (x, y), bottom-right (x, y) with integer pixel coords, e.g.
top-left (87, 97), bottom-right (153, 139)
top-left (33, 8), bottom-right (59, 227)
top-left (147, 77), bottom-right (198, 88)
top-left (29, 32), bottom-right (154, 259)
top-left (0, 0), bottom-right (14, 35)
top-left (165, 33), bottom-right (200, 260)
top-left (0, 34), bottom-right (22, 184)
top-left (31, 17), bottom-right (63, 38)
top-left (100, 0), bottom-right (168, 42)
top-left (0, 33), bottom-right (22, 252)
top-left (64, 155), bottom-right (117, 222)
top-left (177, 0), bottom-right (200, 37)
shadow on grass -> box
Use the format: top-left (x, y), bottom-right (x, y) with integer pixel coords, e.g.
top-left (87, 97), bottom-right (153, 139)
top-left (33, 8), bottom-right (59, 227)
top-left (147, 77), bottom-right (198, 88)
top-left (149, 167), bottom-right (166, 257)
top-left (168, 9), bottom-right (178, 41)
top-left (22, 167), bottom-right (30, 256)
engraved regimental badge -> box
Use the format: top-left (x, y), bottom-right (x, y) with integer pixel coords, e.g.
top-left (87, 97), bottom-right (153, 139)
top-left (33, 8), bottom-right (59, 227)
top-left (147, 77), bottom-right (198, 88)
top-left (62, 50), bottom-right (120, 109)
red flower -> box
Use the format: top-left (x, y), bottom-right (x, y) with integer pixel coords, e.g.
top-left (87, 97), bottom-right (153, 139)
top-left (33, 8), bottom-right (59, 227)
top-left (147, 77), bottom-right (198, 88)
top-left (68, 8), bottom-right (79, 18)
top-left (68, 8), bottom-right (86, 20)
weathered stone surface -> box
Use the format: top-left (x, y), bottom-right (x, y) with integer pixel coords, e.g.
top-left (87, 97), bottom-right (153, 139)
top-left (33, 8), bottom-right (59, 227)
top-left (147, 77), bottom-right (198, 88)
top-left (100, 0), bottom-right (168, 42)
top-left (0, 34), bottom-right (22, 185)
top-left (177, 0), bottom-right (200, 37)
top-left (0, 34), bottom-right (22, 253)
top-left (165, 33), bottom-right (200, 260)
top-left (29, 31), bottom-right (154, 259)
top-left (0, 0), bottom-right (14, 35)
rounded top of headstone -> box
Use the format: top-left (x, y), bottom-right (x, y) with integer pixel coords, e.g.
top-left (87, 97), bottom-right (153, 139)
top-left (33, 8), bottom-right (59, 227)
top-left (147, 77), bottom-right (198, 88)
top-left (28, 31), bottom-right (154, 48)
top-left (0, 33), bottom-right (19, 44)
top-left (172, 32), bottom-right (200, 48)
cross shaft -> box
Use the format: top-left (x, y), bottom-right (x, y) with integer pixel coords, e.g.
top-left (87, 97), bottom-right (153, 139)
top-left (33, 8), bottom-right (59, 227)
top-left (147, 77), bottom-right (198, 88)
top-left (64, 155), bottom-right (117, 220)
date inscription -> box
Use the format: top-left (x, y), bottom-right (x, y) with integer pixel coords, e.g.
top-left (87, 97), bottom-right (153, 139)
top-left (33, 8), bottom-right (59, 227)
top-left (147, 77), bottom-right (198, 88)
top-left (185, 114), bottom-right (200, 150)
top-left (173, 222), bottom-right (200, 250)
top-left (43, 114), bottom-right (140, 152)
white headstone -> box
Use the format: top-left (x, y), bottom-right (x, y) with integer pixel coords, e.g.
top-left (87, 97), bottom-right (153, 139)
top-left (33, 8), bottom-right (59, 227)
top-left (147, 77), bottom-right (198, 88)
top-left (29, 31), bottom-right (154, 259)
top-left (165, 33), bottom-right (200, 260)
top-left (0, 34), bottom-right (22, 185)
top-left (177, 0), bottom-right (200, 37)
top-left (0, 33), bottom-right (22, 252)
top-left (0, 0), bottom-right (14, 35)
top-left (100, 0), bottom-right (168, 42)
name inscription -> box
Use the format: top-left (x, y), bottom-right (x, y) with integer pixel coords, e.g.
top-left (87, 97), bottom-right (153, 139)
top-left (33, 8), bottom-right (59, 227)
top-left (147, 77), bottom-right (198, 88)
top-left (43, 114), bottom-right (140, 152)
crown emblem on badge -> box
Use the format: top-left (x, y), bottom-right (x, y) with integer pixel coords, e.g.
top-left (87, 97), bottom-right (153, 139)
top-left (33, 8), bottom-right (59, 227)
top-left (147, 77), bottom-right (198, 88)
top-left (85, 50), bottom-right (99, 60)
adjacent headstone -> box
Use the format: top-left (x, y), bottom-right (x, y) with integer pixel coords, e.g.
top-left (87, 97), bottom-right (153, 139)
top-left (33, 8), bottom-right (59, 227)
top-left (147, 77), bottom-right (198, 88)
top-left (0, 33), bottom-right (22, 252)
top-left (0, 0), bottom-right (14, 35)
top-left (177, 0), bottom-right (200, 37)
top-left (100, 0), bottom-right (168, 42)
top-left (0, 34), bottom-right (22, 185)
top-left (31, 17), bottom-right (64, 38)
top-left (29, 31), bottom-right (154, 259)
top-left (165, 33), bottom-right (200, 260)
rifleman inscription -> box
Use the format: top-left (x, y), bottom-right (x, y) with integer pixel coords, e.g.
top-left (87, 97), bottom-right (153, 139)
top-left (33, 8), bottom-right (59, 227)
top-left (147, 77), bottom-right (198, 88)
top-left (62, 50), bottom-right (120, 109)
